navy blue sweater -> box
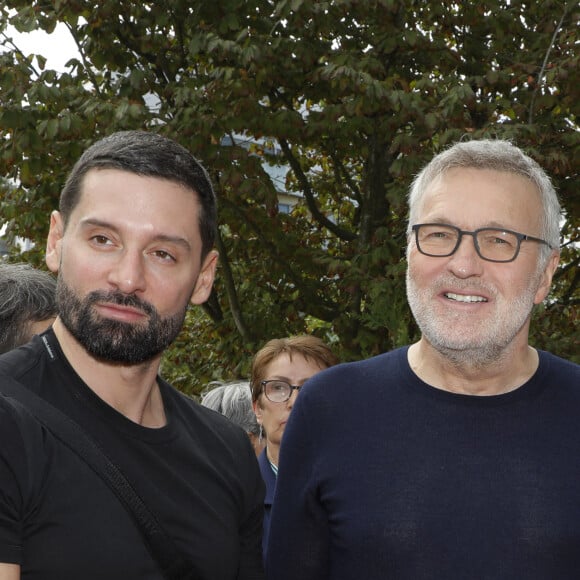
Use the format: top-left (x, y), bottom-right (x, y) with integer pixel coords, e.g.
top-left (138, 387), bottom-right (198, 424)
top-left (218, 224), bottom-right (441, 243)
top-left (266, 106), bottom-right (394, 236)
top-left (266, 347), bottom-right (580, 579)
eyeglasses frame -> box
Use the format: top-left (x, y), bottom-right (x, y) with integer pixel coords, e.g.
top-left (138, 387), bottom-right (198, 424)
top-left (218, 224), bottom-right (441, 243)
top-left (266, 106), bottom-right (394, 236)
top-left (260, 379), bottom-right (302, 403)
top-left (411, 223), bottom-right (552, 263)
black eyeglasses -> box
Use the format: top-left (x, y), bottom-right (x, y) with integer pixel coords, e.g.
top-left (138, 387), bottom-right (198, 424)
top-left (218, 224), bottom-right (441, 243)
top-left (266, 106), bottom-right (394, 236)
top-left (411, 223), bottom-right (552, 263)
top-left (260, 380), bottom-right (302, 403)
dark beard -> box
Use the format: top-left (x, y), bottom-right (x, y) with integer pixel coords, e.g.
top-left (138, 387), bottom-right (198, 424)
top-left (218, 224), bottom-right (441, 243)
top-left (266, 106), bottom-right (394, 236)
top-left (56, 279), bottom-right (187, 364)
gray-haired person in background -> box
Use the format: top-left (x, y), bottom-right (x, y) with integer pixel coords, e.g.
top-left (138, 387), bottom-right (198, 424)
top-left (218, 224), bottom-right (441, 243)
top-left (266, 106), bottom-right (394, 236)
top-left (201, 381), bottom-right (265, 455)
top-left (0, 263), bottom-right (57, 353)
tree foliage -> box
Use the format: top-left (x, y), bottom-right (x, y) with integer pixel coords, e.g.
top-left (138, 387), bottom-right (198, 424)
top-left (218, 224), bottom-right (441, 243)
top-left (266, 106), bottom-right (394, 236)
top-left (0, 0), bottom-right (578, 393)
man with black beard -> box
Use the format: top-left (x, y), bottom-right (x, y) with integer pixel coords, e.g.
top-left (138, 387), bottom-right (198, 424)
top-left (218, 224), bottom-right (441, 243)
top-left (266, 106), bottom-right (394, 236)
top-left (0, 131), bottom-right (265, 580)
top-left (266, 139), bottom-right (580, 580)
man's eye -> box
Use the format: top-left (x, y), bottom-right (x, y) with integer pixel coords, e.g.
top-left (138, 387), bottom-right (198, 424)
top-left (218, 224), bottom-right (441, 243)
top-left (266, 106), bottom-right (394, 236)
top-left (91, 235), bottom-right (111, 245)
top-left (425, 230), bottom-right (452, 240)
top-left (153, 250), bottom-right (176, 262)
top-left (481, 232), bottom-right (515, 247)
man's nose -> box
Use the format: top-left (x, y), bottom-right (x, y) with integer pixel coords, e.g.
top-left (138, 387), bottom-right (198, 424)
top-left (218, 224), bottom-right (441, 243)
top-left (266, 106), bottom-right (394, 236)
top-left (107, 250), bottom-right (147, 294)
top-left (447, 234), bottom-right (484, 278)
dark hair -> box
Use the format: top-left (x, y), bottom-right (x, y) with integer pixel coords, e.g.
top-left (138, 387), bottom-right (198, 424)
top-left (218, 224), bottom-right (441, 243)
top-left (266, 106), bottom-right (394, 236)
top-left (0, 263), bottom-right (57, 353)
top-left (59, 131), bottom-right (218, 258)
top-left (250, 335), bottom-right (338, 403)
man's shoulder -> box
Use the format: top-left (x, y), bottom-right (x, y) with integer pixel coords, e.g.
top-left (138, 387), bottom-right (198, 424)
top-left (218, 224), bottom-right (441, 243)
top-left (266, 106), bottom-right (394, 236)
top-left (0, 332), bottom-right (50, 381)
top-left (0, 389), bottom-right (41, 430)
top-left (292, 347), bottom-right (410, 422)
top-left (0, 387), bottom-right (53, 481)
top-left (160, 383), bottom-right (260, 490)
top-left (160, 379), bottom-right (252, 443)
top-left (306, 346), bottom-right (409, 389)
top-left (538, 350), bottom-right (580, 385)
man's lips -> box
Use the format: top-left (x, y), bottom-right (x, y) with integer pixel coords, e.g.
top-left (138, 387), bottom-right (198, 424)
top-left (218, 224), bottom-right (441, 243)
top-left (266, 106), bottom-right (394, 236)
top-left (95, 302), bottom-right (148, 321)
top-left (444, 291), bottom-right (488, 303)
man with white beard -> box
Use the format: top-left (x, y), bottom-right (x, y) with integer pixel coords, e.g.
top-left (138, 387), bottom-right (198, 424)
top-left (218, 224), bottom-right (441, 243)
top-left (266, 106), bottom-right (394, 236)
top-left (266, 139), bottom-right (580, 580)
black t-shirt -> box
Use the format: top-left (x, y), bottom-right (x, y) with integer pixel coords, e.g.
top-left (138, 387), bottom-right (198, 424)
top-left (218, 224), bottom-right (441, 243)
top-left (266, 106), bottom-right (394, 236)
top-left (0, 329), bottom-right (265, 580)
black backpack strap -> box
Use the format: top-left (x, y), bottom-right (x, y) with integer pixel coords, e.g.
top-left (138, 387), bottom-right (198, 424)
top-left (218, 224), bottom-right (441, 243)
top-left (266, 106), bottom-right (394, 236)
top-left (0, 376), bottom-right (199, 580)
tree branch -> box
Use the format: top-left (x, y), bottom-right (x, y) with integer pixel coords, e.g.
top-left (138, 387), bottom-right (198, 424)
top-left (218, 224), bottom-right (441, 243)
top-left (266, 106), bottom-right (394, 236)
top-left (213, 225), bottom-right (254, 342)
top-left (64, 22), bottom-right (102, 97)
top-left (220, 196), bottom-right (340, 322)
top-left (528, 3), bottom-right (571, 125)
top-left (278, 137), bottom-right (357, 241)
top-left (0, 32), bottom-right (41, 78)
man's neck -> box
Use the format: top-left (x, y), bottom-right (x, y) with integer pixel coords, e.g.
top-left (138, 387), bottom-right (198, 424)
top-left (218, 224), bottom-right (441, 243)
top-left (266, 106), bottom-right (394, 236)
top-left (407, 338), bottom-right (540, 396)
top-left (52, 318), bottom-right (167, 427)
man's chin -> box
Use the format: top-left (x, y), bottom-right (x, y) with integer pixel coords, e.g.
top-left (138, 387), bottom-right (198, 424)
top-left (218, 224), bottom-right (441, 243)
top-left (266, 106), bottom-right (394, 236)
top-left (427, 336), bottom-right (505, 368)
top-left (83, 343), bottom-right (161, 365)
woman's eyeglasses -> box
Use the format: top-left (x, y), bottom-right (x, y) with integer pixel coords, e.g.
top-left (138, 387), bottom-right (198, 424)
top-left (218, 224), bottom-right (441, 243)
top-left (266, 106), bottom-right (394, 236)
top-left (260, 380), bottom-right (302, 403)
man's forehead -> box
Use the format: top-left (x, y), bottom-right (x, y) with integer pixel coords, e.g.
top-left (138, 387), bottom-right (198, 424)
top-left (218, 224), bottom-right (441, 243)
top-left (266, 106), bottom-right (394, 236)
top-left (418, 168), bottom-right (543, 227)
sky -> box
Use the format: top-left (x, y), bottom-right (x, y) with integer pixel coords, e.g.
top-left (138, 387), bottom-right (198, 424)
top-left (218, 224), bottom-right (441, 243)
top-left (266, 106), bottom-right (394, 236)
top-left (6, 23), bottom-right (78, 72)
top-left (0, 23), bottom-right (79, 245)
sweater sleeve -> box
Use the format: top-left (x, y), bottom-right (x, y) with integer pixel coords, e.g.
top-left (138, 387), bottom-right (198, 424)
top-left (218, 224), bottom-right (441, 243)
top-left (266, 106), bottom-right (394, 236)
top-left (265, 399), bottom-right (329, 580)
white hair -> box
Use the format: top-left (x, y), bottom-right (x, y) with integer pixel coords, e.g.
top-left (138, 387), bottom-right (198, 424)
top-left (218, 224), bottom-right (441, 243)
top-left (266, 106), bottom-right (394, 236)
top-left (201, 381), bottom-right (260, 436)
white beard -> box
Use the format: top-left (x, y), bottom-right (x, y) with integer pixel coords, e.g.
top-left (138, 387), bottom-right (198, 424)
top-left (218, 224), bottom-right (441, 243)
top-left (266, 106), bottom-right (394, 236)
top-left (405, 268), bottom-right (542, 368)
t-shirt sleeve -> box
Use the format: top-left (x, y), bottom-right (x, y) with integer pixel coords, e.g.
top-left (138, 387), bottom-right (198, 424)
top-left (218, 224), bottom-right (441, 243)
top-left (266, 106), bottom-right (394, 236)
top-left (0, 396), bottom-right (48, 564)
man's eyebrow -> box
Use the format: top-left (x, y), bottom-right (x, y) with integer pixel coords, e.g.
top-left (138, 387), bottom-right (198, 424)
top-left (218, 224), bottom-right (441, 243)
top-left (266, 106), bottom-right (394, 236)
top-left (154, 234), bottom-right (192, 252)
top-left (79, 218), bottom-right (192, 251)
top-left (419, 218), bottom-right (514, 230)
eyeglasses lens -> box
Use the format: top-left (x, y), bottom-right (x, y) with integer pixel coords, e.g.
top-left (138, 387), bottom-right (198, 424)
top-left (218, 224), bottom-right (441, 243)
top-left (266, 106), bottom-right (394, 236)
top-left (264, 381), bottom-right (291, 402)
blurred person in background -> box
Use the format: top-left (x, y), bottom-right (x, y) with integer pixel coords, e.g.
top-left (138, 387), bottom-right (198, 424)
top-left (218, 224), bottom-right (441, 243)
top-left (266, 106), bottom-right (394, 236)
top-left (201, 380), bottom-right (264, 455)
top-left (0, 263), bottom-right (57, 353)
top-left (250, 335), bottom-right (338, 557)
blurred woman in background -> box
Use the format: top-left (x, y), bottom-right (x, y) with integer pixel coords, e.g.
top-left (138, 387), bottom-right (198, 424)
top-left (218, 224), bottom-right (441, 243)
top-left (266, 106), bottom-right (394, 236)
top-left (250, 335), bottom-right (338, 556)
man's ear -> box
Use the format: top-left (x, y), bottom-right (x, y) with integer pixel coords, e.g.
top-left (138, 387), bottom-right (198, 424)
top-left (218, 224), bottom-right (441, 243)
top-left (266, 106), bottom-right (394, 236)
top-left (533, 250), bottom-right (560, 305)
top-left (45, 211), bottom-right (64, 274)
top-left (190, 250), bottom-right (219, 305)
